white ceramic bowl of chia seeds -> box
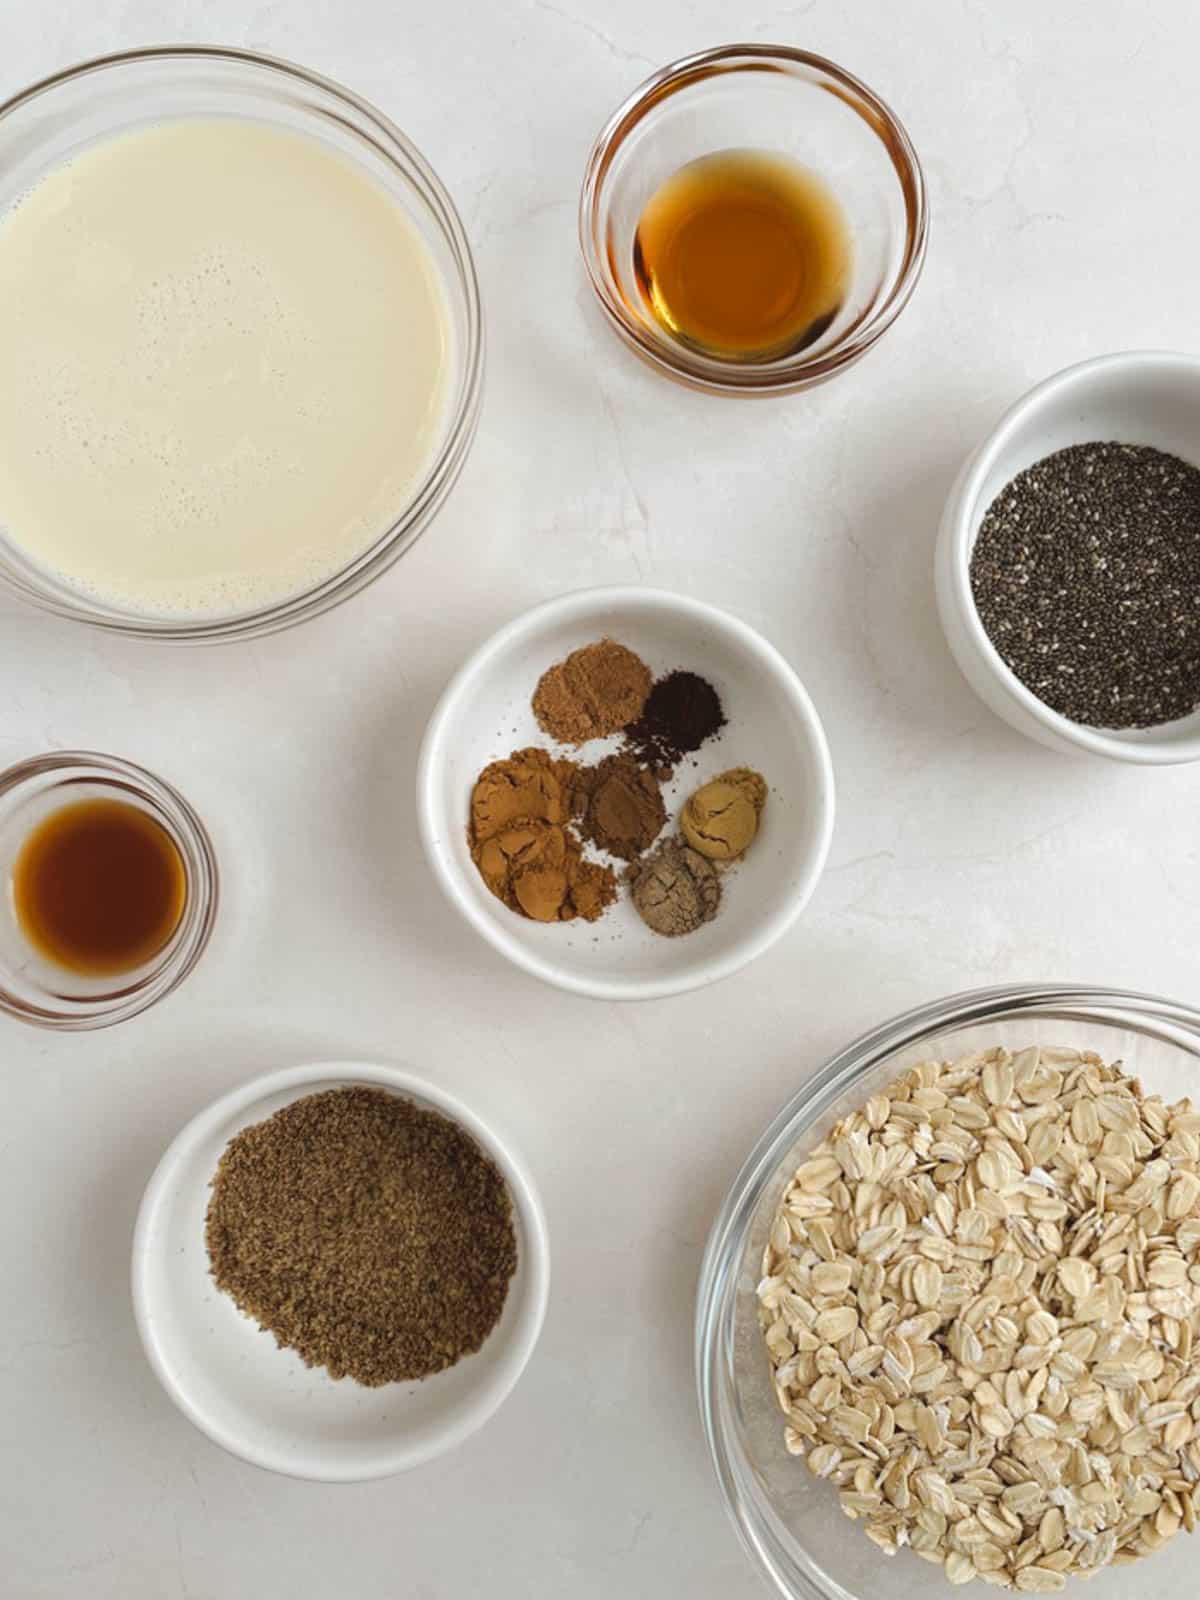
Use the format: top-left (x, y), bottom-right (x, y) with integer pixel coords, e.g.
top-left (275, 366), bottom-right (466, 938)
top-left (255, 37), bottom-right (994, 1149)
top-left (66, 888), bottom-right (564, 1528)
top-left (936, 350), bottom-right (1200, 764)
top-left (132, 1061), bottom-right (550, 1481)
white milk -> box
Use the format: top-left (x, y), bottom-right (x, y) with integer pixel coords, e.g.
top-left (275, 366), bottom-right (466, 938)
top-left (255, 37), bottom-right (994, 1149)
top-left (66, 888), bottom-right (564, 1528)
top-left (0, 118), bottom-right (450, 617)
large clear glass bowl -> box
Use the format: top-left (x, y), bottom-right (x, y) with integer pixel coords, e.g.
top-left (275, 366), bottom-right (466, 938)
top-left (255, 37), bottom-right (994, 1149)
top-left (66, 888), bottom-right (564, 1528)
top-left (0, 46), bottom-right (483, 641)
top-left (697, 984), bottom-right (1200, 1600)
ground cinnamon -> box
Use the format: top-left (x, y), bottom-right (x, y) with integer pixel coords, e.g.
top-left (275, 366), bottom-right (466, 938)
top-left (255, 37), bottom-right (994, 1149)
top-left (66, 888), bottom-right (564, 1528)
top-left (532, 638), bottom-right (652, 745)
top-left (469, 748), bottom-right (617, 922)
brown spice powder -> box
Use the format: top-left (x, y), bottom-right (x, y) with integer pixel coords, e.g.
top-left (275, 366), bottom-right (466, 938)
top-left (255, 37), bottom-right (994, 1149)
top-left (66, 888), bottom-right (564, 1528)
top-left (470, 746), bottom-right (577, 839)
top-left (572, 752), bottom-right (666, 862)
top-left (469, 747), bottom-right (617, 921)
top-left (474, 816), bottom-right (616, 922)
top-left (205, 1087), bottom-right (517, 1387)
top-left (626, 836), bottom-right (722, 937)
top-left (679, 767), bottom-right (768, 862)
top-left (532, 639), bottom-right (652, 745)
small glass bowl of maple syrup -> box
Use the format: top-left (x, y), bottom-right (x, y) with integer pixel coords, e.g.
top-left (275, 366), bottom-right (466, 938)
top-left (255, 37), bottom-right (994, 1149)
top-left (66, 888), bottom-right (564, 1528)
top-left (579, 45), bottom-right (928, 396)
top-left (0, 751), bottom-right (218, 1029)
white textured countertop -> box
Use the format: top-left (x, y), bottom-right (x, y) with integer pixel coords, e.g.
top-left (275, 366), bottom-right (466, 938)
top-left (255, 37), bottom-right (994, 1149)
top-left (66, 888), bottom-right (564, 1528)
top-left (2, 3), bottom-right (1198, 1596)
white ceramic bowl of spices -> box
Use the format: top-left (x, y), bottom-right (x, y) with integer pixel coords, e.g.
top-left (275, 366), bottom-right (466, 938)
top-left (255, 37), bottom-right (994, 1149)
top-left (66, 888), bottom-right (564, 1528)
top-left (417, 586), bottom-right (835, 1000)
top-left (936, 350), bottom-right (1200, 764)
top-left (132, 1062), bottom-right (550, 1481)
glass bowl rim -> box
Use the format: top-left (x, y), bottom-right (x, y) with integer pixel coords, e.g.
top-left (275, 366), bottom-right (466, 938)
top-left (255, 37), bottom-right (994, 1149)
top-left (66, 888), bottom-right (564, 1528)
top-left (0, 748), bottom-right (219, 1028)
top-left (0, 43), bottom-right (484, 642)
top-left (695, 980), bottom-right (1200, 1600)
top-left (578, 42), bottom-right (929, 397)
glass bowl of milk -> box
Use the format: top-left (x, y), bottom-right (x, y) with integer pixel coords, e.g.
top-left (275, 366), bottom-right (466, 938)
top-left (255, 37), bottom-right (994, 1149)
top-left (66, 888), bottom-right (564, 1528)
top-left (0, 47), bottom-right (483, 640)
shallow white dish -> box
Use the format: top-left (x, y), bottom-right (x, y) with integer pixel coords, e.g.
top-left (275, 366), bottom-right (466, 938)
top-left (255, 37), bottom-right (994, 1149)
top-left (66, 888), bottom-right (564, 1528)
top-left (935, 349), bottom-right (1200, 764)
top-left (132, 1062), bottom-right (549, 1481)
top-left (417, 586), bottom-right (835, 1000)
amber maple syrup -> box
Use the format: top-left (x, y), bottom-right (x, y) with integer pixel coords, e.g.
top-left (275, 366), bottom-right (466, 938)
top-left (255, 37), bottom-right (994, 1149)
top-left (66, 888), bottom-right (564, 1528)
top-left (13, 798), bottom-right (186, 976)
top-left (633, 148), bottom-right (853, 362)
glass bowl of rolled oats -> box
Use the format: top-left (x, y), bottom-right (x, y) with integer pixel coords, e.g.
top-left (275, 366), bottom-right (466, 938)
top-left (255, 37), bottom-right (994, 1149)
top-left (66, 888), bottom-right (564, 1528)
top-left (696, 984), bottom-right (1200, 1600)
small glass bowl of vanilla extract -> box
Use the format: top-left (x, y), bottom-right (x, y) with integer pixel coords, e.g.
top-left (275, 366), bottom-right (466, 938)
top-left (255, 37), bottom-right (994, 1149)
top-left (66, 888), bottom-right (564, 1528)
top-left (0, 752), bottom-right (218, 1028)
top-left (580, 45), bottom-right (928, 396)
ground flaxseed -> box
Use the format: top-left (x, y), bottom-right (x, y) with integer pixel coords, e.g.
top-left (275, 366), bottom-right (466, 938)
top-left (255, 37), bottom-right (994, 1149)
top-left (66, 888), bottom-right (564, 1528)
top-left (970, 441), bottom-right (1200, 728)
top-left (205, 1087), bottom-right (517, 1386)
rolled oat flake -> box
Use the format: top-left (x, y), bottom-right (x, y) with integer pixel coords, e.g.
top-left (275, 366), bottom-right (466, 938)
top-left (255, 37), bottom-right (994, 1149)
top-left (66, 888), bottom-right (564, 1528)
top-left (970, 441), bottom-right (1200, 728)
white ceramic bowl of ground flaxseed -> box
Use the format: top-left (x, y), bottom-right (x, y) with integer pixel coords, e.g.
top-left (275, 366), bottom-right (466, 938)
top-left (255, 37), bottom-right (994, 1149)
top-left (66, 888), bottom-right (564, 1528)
top-left (935, 349), bottom-right (1200, 765)
top-left (131, 1061), bottom-right (550, 1481)
top-left (417, 586), bottom-right (836, 1000)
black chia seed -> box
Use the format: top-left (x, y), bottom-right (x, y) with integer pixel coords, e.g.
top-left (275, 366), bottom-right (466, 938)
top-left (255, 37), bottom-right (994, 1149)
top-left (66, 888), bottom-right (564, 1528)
top-left (969, 441), bottom-right (1200, 729)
